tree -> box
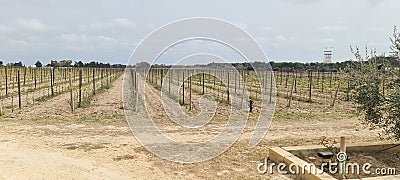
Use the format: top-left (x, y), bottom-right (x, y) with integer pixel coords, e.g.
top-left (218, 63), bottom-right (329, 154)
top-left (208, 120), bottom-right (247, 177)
top-left (58, 60), bottom-right (72, 67)
top-left (135, 62), bottom-right (150, 69)
top-left (391, 26), bottom-right (400, 57)
top-left (350, 26), bottom-right (400, 140)
top-left (9, 61), bottom-right (24, 67)
top-left (35, 60), bottom-right (43, 67)
top-left (50, 60), bottom-right (58, 67)
top-left (74, 61), bottom-right (84, 67)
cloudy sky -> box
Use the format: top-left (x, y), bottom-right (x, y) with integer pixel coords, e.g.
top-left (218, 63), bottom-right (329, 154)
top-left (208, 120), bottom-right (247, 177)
top-left (0, 0), bottom-right (399, 65)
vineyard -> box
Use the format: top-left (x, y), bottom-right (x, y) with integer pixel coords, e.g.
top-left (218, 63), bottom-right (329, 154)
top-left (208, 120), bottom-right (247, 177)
top-left (0, 67), bottom-right (124, 115)
top-left (130, 67), bottom-right (397, 113)
top-left (0, 65), bottom-right (396, 179)
top-left (0, 62), bottom-right (397, 179)
top-left (1, 65), bottom-right (395, 116)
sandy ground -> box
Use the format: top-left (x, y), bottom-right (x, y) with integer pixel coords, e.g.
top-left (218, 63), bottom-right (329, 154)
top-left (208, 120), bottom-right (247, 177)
top-left (0, 75), bottom-right (389, 179)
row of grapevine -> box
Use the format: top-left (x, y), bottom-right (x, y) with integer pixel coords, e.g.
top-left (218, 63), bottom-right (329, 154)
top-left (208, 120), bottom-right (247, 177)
top-left (0, 67), bottom-right (124, 115)
top-left (129, 67), bottom-right (398, 112)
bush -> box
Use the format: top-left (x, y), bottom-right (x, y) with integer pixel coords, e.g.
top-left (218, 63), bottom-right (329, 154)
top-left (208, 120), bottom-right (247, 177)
top-left (349, 26), bottom-right (400, 140)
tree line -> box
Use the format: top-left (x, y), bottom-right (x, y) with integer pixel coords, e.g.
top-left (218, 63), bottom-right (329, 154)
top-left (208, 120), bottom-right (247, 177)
top-left (0, 60), bottom-right (126, 68)
top-left (145, 55), bottom-right (400, 72)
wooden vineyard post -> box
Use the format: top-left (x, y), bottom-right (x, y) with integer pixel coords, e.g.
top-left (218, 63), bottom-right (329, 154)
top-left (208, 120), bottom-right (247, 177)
top-left (234, 71), bottom-right (237, 93)
top-left (218, 71), bottom-right (221, 99)
top-left (148, 69), bottom-right (151, 83)
top-left (294, 70), bottom-right (297, 93)
top-left (131, 69), bottom-right (135, 90)
top-left (23, 67), bottom-right (26, 86)
top-left (168, 69), bottom-right (171, 93)
top-left (189, 73), bottom-right (192, 111)
top-left (40, 68), bottom-right (43, 84)
top-left (11, 78), bottom-right (14, 112)
top-left (285, 70), bottom-right (289, 88)
top-left (5, 66), bottom-right (8, 95)
top-left (263, 70), bottom-right (266, 94)
top-left (150, 69), bottom-right (153, 84)
top-left (78, 69), bottom-right (82, 107)
top-left (270, 71), bottom-right (273, 103)
top-left (18, 70), bottom-right (21, 109)
top-left (69, 70), bottom-right (74, 112)
top-left (157, 69), bottom-right (160, 86)
top-left (238, 70), bottom-right (242, 90)
top-left (160, 69), bottom-right (163, 87)
top-left (382, 72), bottom-right (386, 98)
top-left (287, 73), bottom-right (296, 108)
top-left (50, 68), bottom-right (53, 96)
top-left (182, 71), bottom-right (185, 105)
top-left (298, 71), bottom-right (302, 99)
top-left (34, 68), bottom-right (37, 89)
top-left (92, 69), bottom-right (96, 95)
top-left (227, 72), bottom-right (230, 102)
top-left (51, 68), bottom-right (55, 96)
top-left (87, 68), bottom-right (90, 85)
top-left (106, 68), bottom-right (109, 86)
top-left (134, 70), bottom-right (138, 91)
top-left (101, 69), bottom-right (104, 87)
top-left (346, 78), bottom-right (350, 101)
top-left (248, 72), bottom-right (252, 99)
top-left (213, 69), bottom-right (216, 87)
top-left (331, 79), bottom-right (341, 107)
top-left (308, 71), bottom-right (312, 102)
top-left (322, 72), bottom-right (325, 93)
top-left (202, 70), bottom-right (205, 95)
top-left (240, 74), bottom-right (247, 108)
top-left (72, 68), bottom-right (75, 80)
top-left (0, 100), bottom-right (3, 116)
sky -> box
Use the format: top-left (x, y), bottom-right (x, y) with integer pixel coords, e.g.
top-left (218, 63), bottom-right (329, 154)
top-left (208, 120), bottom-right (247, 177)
top-left (0, 0), bottom-right (399, 65)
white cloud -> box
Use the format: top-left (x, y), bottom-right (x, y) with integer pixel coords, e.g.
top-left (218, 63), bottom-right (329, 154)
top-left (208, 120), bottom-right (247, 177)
top-left (8, 39), bottom-right (29, 46)
top-left (0, 0), bottom-right (56, 4)
top-left (258, 26), bottom-right (273, 32)
top-left (0, 18), bottom-right (56, 39)
top-left (318, 25), bottom-right (347, 31)
top-left (317, 38), bottom-right (336, 43)
top-left (97, 35), bottom-right (117, 42)
top-left (273, 35), bottom-right (287, 42)
top-left (57, 33), bottom-right (88, 43)
top-left (369, 27), bottom-right (390, 32)
top-left (145, 22), bottom-right (156, 30)
top-left (0, 24), bottom-right (14, 33)
top-left (15, 18), bottom-right (48, 32)
top-left (89, 18), bottom-right (136, 30)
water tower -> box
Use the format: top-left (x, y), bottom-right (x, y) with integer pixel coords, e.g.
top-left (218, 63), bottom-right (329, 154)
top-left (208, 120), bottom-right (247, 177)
top-left (323, 47), bottom-right (333, 63)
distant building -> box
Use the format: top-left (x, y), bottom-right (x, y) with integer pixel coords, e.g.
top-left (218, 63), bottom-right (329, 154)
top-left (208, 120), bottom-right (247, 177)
top-left (323, 48), bottom-right (333, 63)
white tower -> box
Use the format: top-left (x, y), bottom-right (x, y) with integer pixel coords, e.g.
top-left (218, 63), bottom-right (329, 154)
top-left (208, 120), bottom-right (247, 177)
top-left (323, 47), bottom-right (333, 63)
